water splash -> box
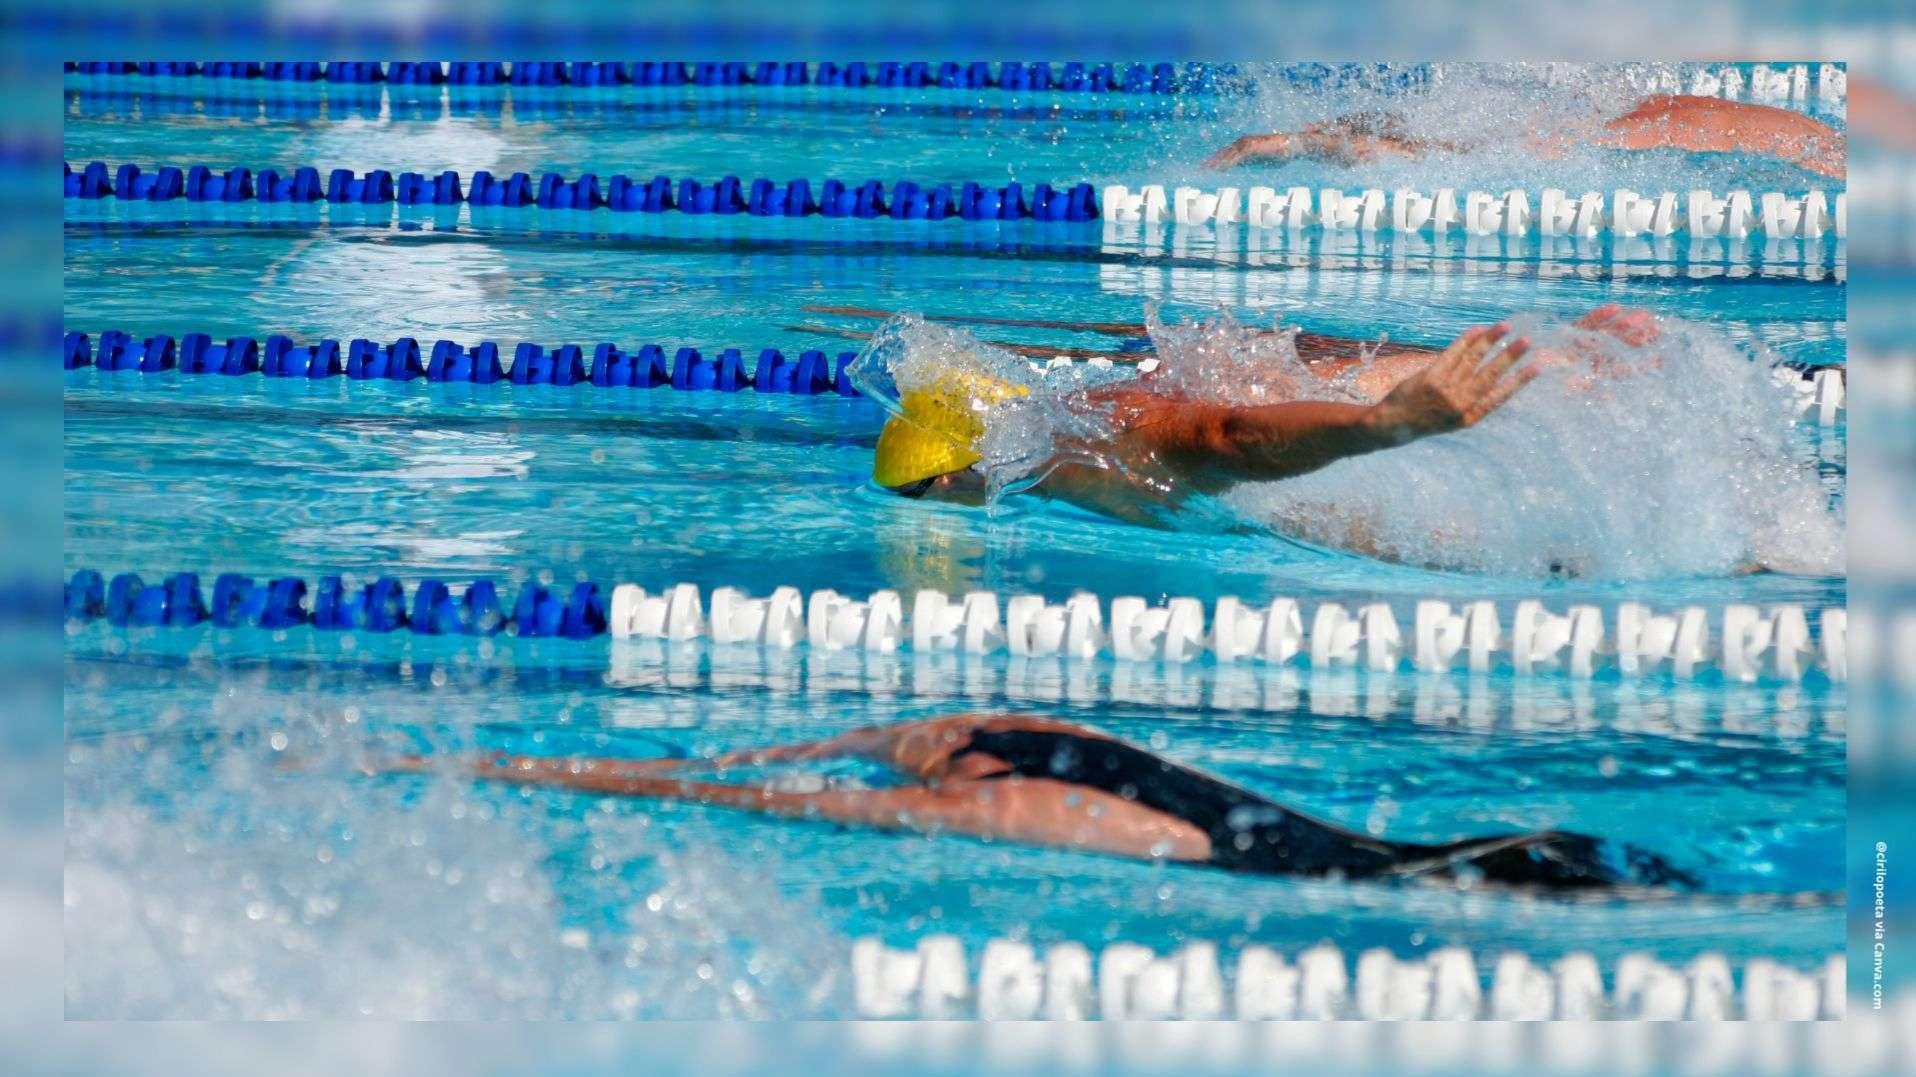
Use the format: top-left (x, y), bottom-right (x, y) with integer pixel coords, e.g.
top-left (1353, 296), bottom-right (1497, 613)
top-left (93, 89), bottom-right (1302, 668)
top-left (64, 722), bottom-right (849, 1018)
top-left (1220, 313), bottom-right (1842, 579)
top-left (1191, 62), bottom-right (1837, 194)
top-left (1136, 301), bottom-right (1367, 407)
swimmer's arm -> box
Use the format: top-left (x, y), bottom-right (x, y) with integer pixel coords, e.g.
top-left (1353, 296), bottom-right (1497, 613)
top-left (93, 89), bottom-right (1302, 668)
top-left (1118, 325), bottom-right (1532, 489)
top-left (1205, 121), bottom-right (1396, 168)
top-left (1205, 114), bottom-right (1449, 169)
top-left (1596, 95), bottom-right (1845, 179)
top-left (396, 758), bottom-right (1213, 863)
top-left (1119, 397), bottom-right (1398, 489)
top-left (1204, 132), bottom-right (1302, 168)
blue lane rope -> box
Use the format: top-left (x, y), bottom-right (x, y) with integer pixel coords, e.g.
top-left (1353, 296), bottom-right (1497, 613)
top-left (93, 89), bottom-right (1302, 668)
top-left (63, 160), bottom-right (1103, 221)
top-left (64, 60), bottom-right (1242, 95)
top-left (65, 569), bottom-right (609, 639)
top-left (66, 86), bottom-right (1207, 126)
top-left (63, 329), bottom-right (870, 396)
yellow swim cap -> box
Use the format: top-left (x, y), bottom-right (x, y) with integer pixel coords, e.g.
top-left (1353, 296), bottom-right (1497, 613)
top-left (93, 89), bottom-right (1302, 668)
top-left (872, 371), bottom-right (1028, 490)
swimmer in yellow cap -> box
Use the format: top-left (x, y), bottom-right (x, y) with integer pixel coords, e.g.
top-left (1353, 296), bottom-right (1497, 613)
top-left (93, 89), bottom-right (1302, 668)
top-left (873, 317), bottom-right (1576, 529)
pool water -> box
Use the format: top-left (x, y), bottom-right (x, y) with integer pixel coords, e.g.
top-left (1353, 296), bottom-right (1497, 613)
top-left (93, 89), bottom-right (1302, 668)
top-left (63, 65), bottom-right (1846, 1018)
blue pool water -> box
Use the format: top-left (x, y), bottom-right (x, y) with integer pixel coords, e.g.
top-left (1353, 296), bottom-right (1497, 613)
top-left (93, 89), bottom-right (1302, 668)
top-left (63, 66), bottom-right (1846, 1017)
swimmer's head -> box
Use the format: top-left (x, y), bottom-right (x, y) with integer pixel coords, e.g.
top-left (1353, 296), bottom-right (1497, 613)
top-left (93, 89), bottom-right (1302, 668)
top-left (872, 371), bottom-right (1027, 497)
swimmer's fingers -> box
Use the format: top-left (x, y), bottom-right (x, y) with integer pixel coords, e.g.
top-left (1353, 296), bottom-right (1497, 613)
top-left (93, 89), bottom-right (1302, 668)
top-left (1432, 326), bottom-right (1482, 374)
top-left (1464, 364), bottom-right (1540, 425)
top-left (1438, 323), bottom-right (1507, 376)
top-left (1467, 336), bottom-right (1532, 394)
top-left (1467, 326), bottom-right (1518, 375)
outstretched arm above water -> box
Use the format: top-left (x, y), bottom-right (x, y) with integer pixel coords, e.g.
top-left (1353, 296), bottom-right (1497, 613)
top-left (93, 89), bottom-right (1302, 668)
top-left (1207, 95), bottom-right (1844, 178)
top-left (1078, 323), bottom-right (1535, 495)
top-left (1592, 95), bottom-right (1844, 179)
top-left (373, 714), bottom-right (1217, 864)
top-left (1205, 110), bottom-right (1453, 168)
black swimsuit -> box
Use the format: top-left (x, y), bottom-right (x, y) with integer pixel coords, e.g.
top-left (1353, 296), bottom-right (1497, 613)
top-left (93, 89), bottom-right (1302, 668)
top-left (957, 728), bottom-right (1695, 891)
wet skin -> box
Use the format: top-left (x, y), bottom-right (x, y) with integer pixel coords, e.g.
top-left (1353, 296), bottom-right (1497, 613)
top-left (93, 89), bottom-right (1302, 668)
top-left (1205, 94), bottom-right (1844, 179)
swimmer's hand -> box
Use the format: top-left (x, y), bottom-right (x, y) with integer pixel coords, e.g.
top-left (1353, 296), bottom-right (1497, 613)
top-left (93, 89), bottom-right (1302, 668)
top-left (1364, 324), bottom-right (1535, 443)
top-left (1536, 304), bottom-right (1664, 391)
top-left (1573, 302), bottom-right (1660, 346)
top-left (1204, 132), bottom-right (1295, 169)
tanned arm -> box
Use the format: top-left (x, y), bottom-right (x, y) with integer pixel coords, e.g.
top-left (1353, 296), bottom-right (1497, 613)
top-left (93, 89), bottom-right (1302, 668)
top-left (1106, 324), bottom-right (1533, 493)
top-left (1210, 96), bottom-right (1842, 178)
top-left (372, 723), bottom-right (1214, 865)
top-left (1594, 95), bottom-right (1844, 179)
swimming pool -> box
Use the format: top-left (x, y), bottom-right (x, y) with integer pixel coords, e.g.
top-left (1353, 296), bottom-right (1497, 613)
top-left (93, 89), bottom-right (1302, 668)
top-left (63, 63), bottom-right (1846, 1019)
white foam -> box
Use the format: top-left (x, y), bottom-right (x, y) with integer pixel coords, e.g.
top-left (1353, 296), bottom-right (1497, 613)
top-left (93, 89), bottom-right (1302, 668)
top-left (1221, 314), bottom-right (1841, 578)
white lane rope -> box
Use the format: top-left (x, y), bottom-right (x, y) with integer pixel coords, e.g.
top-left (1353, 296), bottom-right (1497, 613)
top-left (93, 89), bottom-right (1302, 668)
top-left (851, 935), bottom-right (1844, 1020)
top-left (609, 584), bottom-right (1847, 684)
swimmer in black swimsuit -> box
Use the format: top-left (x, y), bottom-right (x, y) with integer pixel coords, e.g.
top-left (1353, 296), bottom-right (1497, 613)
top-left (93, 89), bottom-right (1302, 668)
top-left (372, 713), bottom-right (1695, 892)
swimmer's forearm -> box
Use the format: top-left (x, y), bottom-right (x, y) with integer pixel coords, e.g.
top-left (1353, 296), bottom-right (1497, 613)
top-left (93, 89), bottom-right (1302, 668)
top-left (426, 762), bottom-right (1145, 853)
top-left (1228, 401), bottom-right (1420, 473)
top-left (437, 756), bottom-right (943, 828)
top-left (1151, 401), bottom-right (1410, 488)
top-left (1143, 325), bottom-right (1531, 485)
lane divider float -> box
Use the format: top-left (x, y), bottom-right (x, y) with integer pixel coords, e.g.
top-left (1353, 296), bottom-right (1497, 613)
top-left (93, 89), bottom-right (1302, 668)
top-left (66, 60), bottom-right (1837, 107)
top-left (65, 85), bottom-right (1206, 127)
top-left (66, 199), bottom-right (1849, 279)
top-left (64, 60), bottom-right (1241, 95)
top-left (1775, 365), bottom-right (1846, 426)
top-left (851, 936), bottom-right (1843, 1020)
top-left (1102, 184), bottom-right (1847, 241)
top-left (1626, 61), bottom-right (1846, 110)
top-left (63, 328), bottom-right (869, 395)
top-left (64, 160), bottom-right (1102, 221)
top-left (64, 570), bottom-right (1848, 684)
top-left (603, 637), bottom-right (1838, 734)
top-left (64, 328), bottom-right (1123, 393)
top-left (63, 161), bottom-right (1847, 253)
